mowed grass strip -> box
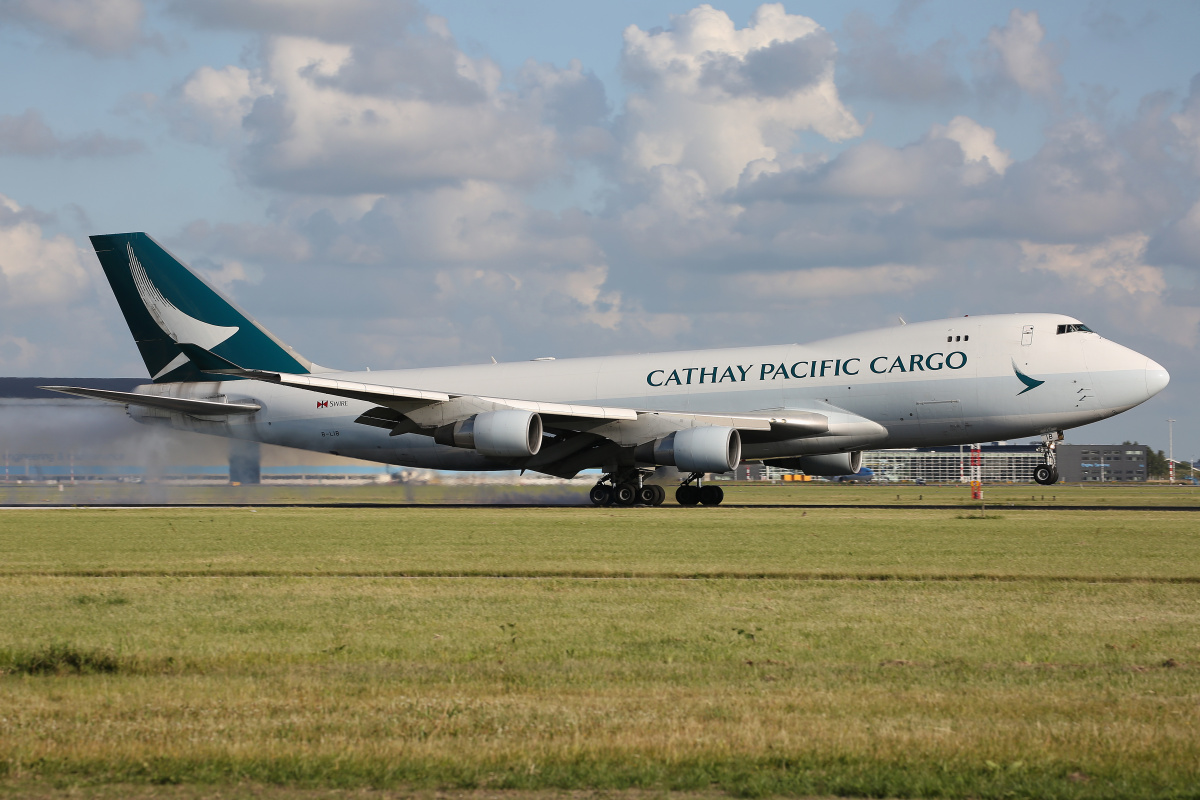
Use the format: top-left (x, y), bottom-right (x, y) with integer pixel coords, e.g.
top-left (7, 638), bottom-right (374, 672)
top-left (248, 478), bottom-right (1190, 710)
top-left (0, 577), bottom-right (1198, 797)
top-left (2, 505), bottom-right (1199, 797)
top-left (2, 480), bottom-right (1198, 507)
top-left (1, 506), bottom-right (1198, 579)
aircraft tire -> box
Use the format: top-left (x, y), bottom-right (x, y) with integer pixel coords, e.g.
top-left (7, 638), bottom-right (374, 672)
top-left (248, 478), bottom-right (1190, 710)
top-left (699, 485), bottom-right (724, 506)
top-left (1033, 464), bottom-right (1057, 485)
top-left (651, 485), bottom-right (667, 505)
top-left (676, 485), bottom-right (701, 506)
top-left (589, 485), bottom-right (613, 506)
top-left (613, 482), bottom-right (638, 505)
top-left (637, 485), bottom-right (658, 505)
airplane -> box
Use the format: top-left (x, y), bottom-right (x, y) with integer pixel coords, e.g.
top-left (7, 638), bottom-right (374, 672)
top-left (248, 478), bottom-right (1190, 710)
top-left (45, 232), bottom-right (1170, 506)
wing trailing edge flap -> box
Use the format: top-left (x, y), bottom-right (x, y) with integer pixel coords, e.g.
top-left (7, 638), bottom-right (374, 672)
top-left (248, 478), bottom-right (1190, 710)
top-left (40, 386), bottom-right (261, 415)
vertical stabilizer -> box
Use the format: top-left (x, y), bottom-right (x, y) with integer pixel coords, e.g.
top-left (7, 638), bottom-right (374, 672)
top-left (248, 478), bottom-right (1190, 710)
top-left (90, 232), bottom-right (316, 382)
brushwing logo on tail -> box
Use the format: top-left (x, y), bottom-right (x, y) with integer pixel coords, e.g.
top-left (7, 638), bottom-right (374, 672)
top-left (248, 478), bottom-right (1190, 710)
top-left (1012, 360), bottom-right (1045, 395)
top-left (128, 243), bottom-right (239, 378)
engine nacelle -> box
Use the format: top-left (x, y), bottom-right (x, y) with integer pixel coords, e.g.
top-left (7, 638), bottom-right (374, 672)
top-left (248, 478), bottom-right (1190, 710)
top-left (434, 410), bottom-right (542, 457)
top-left (766, 451), bottom-right (862, 476)
top-left (635, 426), bottom-right (742, 473)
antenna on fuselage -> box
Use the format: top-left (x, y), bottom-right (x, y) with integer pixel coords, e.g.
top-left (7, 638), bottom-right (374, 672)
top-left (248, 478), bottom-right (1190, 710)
top-left (898, 315), bottom-right (907, 325)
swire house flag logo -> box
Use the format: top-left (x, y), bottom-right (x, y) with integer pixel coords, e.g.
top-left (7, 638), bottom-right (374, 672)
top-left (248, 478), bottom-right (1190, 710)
top-left (1012, 360), bottom-right (1045, 395)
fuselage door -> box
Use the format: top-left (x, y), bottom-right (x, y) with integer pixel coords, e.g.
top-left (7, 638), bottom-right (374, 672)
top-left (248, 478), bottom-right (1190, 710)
top-left (1021, 325), bottom-right (1034, 346)
top-left (916, 399), bottom-right (964, 443)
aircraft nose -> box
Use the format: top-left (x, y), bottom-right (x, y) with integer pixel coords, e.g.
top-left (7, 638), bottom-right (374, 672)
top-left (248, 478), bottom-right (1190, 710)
top-left (1146, 359), bottom-right (1170, 398)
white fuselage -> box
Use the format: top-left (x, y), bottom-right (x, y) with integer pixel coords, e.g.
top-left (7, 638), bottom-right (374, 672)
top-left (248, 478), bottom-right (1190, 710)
top-left (133, 313), bottom-right (1169, 471)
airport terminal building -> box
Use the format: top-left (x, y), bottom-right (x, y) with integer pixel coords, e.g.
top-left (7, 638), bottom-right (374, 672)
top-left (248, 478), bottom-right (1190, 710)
top-left (740, 442), bottom-right (1152, 484)
top-left (1055, 444), bottom-right (1149, 482)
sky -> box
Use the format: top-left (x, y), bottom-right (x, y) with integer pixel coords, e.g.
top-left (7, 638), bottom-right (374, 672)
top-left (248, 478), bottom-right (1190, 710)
top-left (0, 0), bottom-right (1196, 461)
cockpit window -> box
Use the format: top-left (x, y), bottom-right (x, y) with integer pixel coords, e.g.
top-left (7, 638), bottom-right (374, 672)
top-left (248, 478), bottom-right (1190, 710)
top-left (1056, 323), bottom-right (1094, 334)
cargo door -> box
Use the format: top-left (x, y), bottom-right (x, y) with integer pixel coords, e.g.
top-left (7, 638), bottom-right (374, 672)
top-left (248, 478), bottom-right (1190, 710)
top-left (916, 399), bottom-right (964, 443)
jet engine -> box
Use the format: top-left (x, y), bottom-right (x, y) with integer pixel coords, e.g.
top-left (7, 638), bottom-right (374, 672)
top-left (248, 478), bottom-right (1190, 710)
top-left (635, 426), bottom-right (742, 473)
top-left (766, 451), bottom-right (862, 476)
top-left (434, 410), bottom-right (543, 457)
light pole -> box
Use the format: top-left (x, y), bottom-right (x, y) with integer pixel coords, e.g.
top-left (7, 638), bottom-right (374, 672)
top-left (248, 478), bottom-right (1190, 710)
top-left (1168, 419), bottom-right (1176, 484)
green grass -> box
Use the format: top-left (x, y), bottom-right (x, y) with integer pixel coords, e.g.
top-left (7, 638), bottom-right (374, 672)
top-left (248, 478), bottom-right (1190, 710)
top-left (1, 480), bottom-right (1197, 507)
top-left (1, 506), bottom-right (1197, 579)
top-left (1, 500), bottom-right (1198, 798)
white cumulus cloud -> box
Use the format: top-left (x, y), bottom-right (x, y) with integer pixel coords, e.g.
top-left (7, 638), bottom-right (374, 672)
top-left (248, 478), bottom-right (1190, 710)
top-left (618, 3), bottom-right (862, 194)
top-left (175, 66), bottom-right (269, 141)
top-left (0, 194), bottom-right (124, 373)
top-left (930, 115), bottom-right (1011, 177)
top-left (983, 9), bottom-right (1061, 98)
top-left (0, 194), bottom-right (92, 307)
top-left (0, 0), bottom-right (150, 56)
top-left (173, 25), bottom-right (580, 194)
top-left (1019, 235), bottom-right (1200, 346)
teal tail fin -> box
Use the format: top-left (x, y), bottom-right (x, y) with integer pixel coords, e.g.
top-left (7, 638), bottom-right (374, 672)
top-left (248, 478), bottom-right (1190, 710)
top-left (90, 232), bottom-right (316, 382)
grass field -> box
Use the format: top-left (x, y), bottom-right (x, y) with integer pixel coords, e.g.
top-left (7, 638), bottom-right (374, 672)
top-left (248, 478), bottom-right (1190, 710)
top-left (2, 478), bottom-right (1199, 507)
top-left (1, 489), bottom-right (1198, 798)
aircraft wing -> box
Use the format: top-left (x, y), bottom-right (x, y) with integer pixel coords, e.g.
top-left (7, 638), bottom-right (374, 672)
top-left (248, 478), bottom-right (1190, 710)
top-left (182, 344), bottom-right (818, 434)
top-left (231, 368), bottom-right (832, 439)
top-left (40, 386), bottom-right (261, 415)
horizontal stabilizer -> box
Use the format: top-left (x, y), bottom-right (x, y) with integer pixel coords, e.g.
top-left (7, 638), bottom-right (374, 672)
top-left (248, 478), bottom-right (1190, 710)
top-left (40, 386), bottom-right (261, 415)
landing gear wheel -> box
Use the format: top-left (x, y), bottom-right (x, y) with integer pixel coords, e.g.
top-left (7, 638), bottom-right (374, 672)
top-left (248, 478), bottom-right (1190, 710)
top-left (676, 485), bottom-right (701, 506)
top-left (1033, 464), bottom-right (1058, 486)
top-left (637, 485), bottom-right (659, 505)
top-left (699, 485), bottom-right (725, 506)
top-left (613, 482), bottom-right (638, 506)
top-left (589, 484), bottom-right (613, 506)
top-left (651, 485), bottom-right (667, 506)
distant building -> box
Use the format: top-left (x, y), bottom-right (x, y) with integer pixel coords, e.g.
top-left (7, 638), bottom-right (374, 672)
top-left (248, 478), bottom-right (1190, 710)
top-left (1056, 444), bottom-right (1148, 482)
top-left (738, 442), bottom-right (1150, 484)
top-left (864, 444), bottom-right (1041, 484)
top-left (732, 444), bottom-right (1041, 483)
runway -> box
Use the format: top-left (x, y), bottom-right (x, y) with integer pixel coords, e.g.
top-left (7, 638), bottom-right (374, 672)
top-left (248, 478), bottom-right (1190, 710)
top-left (3, 502), bottom-right (1199, 511)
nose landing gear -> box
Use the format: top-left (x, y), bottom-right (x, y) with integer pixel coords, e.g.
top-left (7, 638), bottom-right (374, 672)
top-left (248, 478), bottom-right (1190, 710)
top-left (1034, 431), bottom-right (1063, 485)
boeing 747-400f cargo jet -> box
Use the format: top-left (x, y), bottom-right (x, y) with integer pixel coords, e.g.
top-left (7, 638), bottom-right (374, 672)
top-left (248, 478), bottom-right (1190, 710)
top-left (46, 233), bottom-right (1170, 506)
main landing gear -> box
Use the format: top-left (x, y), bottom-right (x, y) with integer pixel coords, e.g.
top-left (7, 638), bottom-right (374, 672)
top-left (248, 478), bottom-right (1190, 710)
top-left (675, 472), bottom-right (724, 506)
top-left (589, 470), bottom-right (667, 506)
top-left (588, 471), bottom-right (725, 506)
top-left (1034, 430), bottom-right (1063, 485)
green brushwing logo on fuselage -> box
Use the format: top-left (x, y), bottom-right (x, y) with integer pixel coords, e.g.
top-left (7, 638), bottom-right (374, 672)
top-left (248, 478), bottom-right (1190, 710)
top-left (1012, 360), bottom-right (1045, 395)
